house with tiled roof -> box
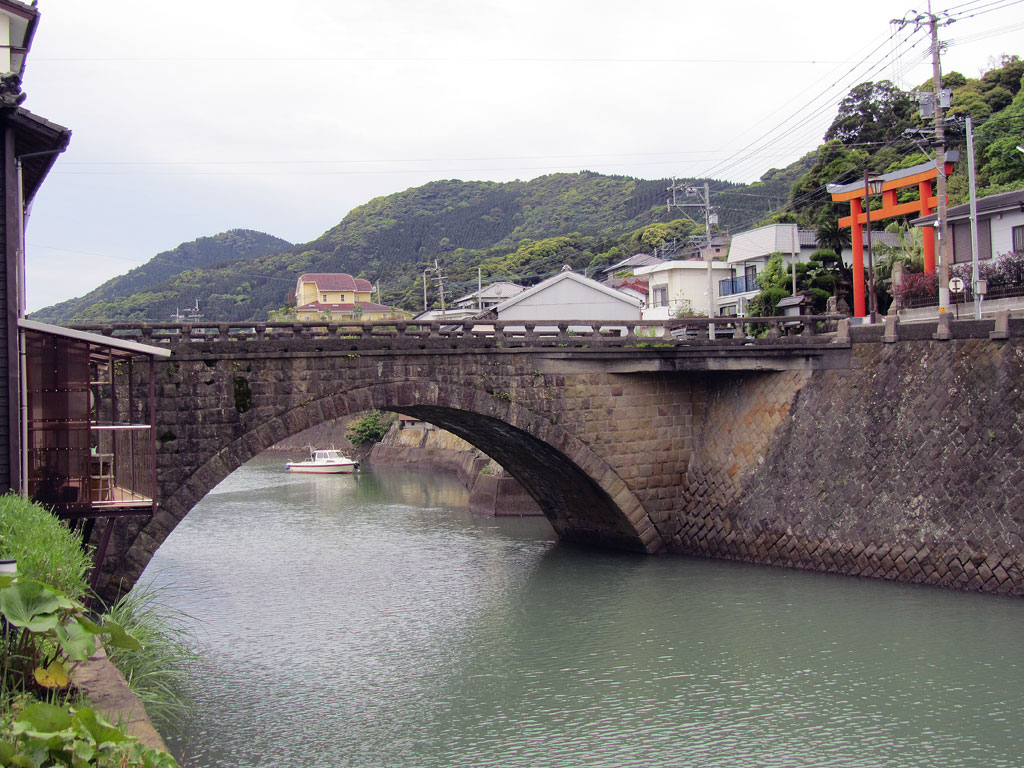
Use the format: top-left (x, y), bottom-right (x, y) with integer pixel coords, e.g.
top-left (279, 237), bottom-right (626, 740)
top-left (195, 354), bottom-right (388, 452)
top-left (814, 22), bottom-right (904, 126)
top-left (294, 273), bottom-right (397, 321)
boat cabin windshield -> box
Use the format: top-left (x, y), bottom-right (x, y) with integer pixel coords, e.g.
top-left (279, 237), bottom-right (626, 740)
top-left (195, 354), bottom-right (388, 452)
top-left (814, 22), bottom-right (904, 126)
top-left (314, 450), bottom-right (344, 461)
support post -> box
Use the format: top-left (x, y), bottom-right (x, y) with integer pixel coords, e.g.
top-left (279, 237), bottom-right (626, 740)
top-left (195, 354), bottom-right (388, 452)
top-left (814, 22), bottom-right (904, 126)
top-left (850, 197), bottom-right (865, 317)
top-left (919, 180), bottom-right (936, 274)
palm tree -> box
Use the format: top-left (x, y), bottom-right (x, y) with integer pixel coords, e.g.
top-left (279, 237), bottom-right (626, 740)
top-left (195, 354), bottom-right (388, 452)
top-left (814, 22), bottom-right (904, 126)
top-left (815, 217), bottom-right (852, 254)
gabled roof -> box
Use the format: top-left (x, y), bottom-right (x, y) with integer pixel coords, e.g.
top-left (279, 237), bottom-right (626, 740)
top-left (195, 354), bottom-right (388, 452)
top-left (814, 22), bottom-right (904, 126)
top-left (297, 273), bottom-right (373, 292)
top-left (454, 280), bottom-right (524, 303)
top-left (599, 252), bottom-right (662, 275)
top-left (493, 270), bottom-right (642, 314)
top-left (912, 187), bottom-right (1024, 226)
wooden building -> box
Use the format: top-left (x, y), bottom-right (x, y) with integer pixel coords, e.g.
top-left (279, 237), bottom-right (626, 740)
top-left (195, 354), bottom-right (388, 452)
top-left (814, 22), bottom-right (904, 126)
top-left (0, 0), bottom-right (72, 493)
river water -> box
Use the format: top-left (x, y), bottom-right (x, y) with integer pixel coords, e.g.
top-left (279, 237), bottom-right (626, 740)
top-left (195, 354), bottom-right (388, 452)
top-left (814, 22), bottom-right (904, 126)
top-left (142, 455), bottom-right (1024, 768)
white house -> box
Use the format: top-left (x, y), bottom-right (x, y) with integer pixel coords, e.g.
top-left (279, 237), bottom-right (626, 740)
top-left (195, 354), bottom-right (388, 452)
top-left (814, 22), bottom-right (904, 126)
top-left (912, 188), bottom-right (1024, 262)
top-left (484, 268), bottom-right (642, 328)
top-left (717, 224), bottom-right (813, 316)
top-left (452, 281), bottom-right (525, 311)
top-left (634, 259), bottom-right (733, 320)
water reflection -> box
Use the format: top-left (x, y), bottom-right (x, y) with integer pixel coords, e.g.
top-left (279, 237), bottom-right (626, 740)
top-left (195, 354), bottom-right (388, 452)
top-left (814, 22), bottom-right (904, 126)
top-left (146, 455), bottom-right (1024, 768)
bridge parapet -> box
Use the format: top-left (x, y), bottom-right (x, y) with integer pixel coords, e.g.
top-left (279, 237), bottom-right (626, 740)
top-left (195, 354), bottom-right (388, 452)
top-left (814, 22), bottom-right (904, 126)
top-left (71, 315), bottom-right (846, 350)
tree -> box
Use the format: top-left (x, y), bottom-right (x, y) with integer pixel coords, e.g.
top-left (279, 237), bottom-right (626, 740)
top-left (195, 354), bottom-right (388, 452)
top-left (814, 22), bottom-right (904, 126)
top-left (746, 254), bottom-right (792, 316)
top-left (824, 81), bottom-right (916, 146)
top-left (816, 217), bottom-right (852, 254)
top-left (346, 411), bottom-right (391, 445)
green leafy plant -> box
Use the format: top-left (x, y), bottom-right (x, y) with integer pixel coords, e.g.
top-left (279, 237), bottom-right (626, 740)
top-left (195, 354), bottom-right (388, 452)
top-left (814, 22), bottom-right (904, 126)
top-left (0, 573), bottom-right (140, 697)
top-left (0, 496), bottom-right (91, 601)
top-left (1, 701), bottom-right (177, 767)
top-left (345, 411), bottom-right (391, 445)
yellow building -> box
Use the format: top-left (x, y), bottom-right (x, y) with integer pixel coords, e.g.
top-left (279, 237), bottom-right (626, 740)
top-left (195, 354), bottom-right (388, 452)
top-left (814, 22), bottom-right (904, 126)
top-left (293, 273), bottom-right (395, 321)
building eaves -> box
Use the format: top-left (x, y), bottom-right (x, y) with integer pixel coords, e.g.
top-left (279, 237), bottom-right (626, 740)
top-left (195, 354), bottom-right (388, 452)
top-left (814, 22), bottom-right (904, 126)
top-left (912, 187), bottom-right (1024, 226)
top-left (19, 318), bottom-right (171, 358)
top-left (8, 107), bottom-right (71, 205)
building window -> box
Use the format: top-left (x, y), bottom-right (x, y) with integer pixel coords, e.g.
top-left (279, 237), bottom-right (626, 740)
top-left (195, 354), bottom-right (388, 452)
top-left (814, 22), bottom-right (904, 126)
top-left (1013, 225), bottom-right (1024, 253)
top-left (652, 285), bottom-right (668, 307)
top-left (322, 294), bottom-right (328, 302)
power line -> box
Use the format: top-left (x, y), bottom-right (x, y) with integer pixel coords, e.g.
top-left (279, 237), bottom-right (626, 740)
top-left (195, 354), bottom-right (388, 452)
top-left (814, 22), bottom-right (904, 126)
top-left (694, 23), bottom-right (929, 183)
top-left (34, 54), bottom-right (860, 66)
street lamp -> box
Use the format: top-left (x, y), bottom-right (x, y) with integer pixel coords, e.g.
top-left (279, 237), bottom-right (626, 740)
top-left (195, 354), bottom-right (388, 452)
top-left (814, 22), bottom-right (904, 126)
top-left (863, 172), bottom-right (884, 323)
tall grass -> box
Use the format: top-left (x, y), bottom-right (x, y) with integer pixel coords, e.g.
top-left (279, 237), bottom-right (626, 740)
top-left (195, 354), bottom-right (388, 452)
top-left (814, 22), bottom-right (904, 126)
top-left (102, 585), bottom-right (201, 733)
top-left (0, 493), bottom-right (92, 600)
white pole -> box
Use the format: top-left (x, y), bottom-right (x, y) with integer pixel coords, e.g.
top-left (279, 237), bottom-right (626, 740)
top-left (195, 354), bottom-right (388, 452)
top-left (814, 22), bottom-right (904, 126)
top-left (791, 223), bottom-right (798, 297)
top-left (967, 115), bottom-right (982, 320)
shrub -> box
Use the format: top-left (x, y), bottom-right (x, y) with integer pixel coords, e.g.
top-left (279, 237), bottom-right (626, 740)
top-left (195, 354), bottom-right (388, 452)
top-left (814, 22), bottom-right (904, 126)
top-left (345, 411), bottom-right (391, 445)
top-left (0, 494), bottom-right (91, 600)
top-left (894, 271), bottom-right (939, 305)
top-left (952, 250), bottom-right (1024, 289)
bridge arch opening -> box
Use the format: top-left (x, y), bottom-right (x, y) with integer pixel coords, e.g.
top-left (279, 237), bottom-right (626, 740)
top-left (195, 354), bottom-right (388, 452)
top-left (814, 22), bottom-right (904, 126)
top-left (384, 404), bottom-right (648, 551)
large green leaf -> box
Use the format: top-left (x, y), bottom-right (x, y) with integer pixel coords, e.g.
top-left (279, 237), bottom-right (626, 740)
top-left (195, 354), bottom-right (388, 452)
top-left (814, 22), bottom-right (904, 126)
top-left (73, 708), bottom-right (126, 748)
top-left (73, 737), bottom-right (96, 763)
top-left (56, 619), bottom-right (97, 662)
top-left (7, 753), bottom-right (35, 768)
top-left (13, 701), bottom-right (73, 735)
top-left (100, 617), bottom-right (142, 651)
top-left (0, 581), bottom-right (62, 632)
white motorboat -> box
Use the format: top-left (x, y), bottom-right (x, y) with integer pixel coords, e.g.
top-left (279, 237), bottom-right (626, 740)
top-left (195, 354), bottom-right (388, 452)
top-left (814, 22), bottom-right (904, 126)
top-left (285, 448), bottom-right (360, 474)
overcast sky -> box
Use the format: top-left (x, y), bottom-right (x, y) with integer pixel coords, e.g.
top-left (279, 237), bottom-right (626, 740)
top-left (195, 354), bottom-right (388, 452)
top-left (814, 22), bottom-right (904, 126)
top-left (19, 0), bottom-right (1024, 311)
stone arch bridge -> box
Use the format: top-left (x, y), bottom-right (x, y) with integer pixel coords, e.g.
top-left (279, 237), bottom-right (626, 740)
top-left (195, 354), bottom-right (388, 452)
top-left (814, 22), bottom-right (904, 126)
top-left (76, 313), bottom-right (1024, 600)
top-left (75, 316), bottom-right (849, 600)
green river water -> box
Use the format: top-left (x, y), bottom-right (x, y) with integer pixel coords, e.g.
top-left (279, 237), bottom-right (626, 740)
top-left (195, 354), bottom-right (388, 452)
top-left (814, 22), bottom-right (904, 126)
top-left (141, 455), bottom-right (1024, 768)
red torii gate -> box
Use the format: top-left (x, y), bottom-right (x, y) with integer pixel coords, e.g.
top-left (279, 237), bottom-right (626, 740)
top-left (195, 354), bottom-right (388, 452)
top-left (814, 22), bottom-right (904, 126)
top-left (827, 152), bottom-right (957, 318)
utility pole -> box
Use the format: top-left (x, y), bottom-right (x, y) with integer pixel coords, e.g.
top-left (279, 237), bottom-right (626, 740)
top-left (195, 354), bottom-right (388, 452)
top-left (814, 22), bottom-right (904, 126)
top-left (667, 179), bottom-right (718, 333)
top-left (966, 115), bottom-right (982, 319)
top-left (929, 1), bottom-right (951, 316)
top-left (894, 4), bottom-right (952, 314)
top-left (434, 258), bottom-right (446, 317)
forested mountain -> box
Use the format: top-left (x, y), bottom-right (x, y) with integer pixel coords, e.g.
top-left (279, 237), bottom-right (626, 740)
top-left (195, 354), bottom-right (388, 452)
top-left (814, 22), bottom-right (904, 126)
top-left (32, 229), bottom-right (293, 324)
top-left (28, 171), bottom-right (791, 323)
top-left (28, 55), bottom-right (1024, 324)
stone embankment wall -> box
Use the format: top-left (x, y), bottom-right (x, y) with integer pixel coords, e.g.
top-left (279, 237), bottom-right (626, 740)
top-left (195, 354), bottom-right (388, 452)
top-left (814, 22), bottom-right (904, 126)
top-left (262, 416), bottom-right (356, 453)
top-left (671, 327), bottom-right (1024, 595)
top-left (370, 424), bottom-right (542, 516)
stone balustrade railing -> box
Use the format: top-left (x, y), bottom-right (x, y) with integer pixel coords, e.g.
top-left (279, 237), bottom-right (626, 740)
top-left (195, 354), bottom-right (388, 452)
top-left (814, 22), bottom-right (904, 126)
top-left (69, 316), bottom-right (847, 349)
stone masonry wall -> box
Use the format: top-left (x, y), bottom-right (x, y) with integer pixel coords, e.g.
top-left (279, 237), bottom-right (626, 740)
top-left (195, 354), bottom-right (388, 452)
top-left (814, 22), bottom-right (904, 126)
top-left (673, 335), bottom-right (1024, 596)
